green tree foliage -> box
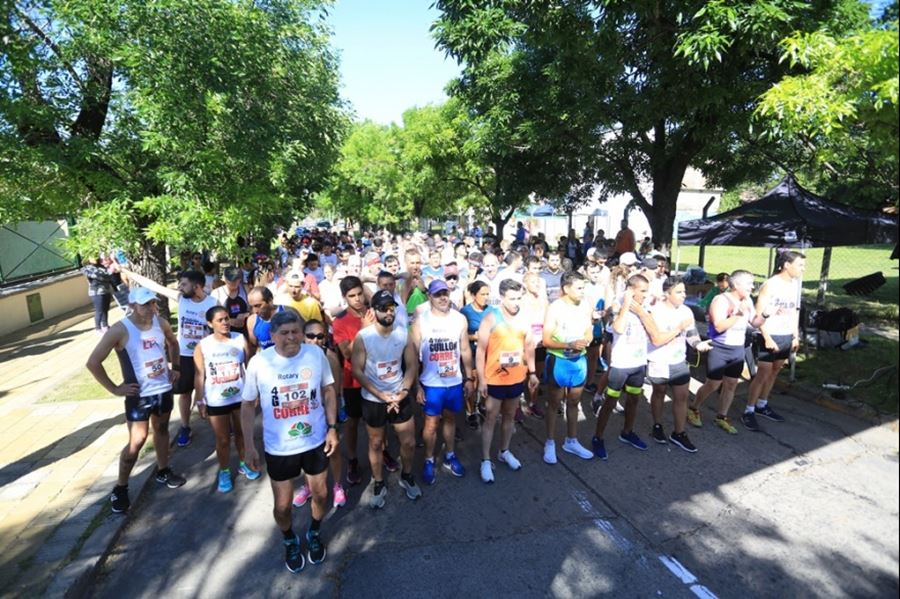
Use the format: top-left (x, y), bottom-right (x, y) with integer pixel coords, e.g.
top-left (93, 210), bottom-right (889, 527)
top-left (434, 0), bottom-right (866, 245)
top-left (1, 0), bottom-right (346, 278)
top-left (754, 19), bottom-right (898, 207)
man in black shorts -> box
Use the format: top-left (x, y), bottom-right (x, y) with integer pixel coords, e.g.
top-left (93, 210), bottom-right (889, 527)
top-left (351, 290), bottom-right (421, 508)
top-left (86, 287), bottom-right (186, 513)
top-left (241, 310), bottom-right (339, 573)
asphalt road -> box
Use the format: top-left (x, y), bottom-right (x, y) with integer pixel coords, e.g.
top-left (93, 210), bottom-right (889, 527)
top-left (88, 389), bottom-right (899, 599)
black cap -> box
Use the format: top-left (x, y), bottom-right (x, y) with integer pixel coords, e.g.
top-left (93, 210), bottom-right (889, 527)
top-left (371, 289), bottom-right (397, 310)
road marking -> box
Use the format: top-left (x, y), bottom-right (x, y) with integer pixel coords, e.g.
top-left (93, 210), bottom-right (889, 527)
top-left (571, 489), bottom-right (718, 598)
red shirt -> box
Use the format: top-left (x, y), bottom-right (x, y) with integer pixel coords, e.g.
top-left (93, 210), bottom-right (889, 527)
top-left (332, 310), bottom-right (362, 388)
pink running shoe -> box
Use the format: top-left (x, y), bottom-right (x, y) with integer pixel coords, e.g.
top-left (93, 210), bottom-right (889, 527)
top-left (333, 484), bottom-right (347, 508)
top-left (292, 484), bottom-right (311, 507)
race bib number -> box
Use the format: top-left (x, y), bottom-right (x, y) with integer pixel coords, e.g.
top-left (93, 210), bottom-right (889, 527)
top-left (438, 361), bottom-right (458, 378)
top-left (499, 351), bottom-right (521, 368)
top-left (209, 361), bottom-right (241, 385)
top-left (144, 357), bottom-right (166, 379)
top-left (271, 383), bottom-right (310, 413)
top-left (376, 360), bottom-right (400, 381)
top-left (648, 361), bottom-right (668, 380)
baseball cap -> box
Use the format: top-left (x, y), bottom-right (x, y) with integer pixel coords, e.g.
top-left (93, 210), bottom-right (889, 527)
top-left (641, 257), bottom-right (659, 270)
top-left (619, 252), bottom-right (638, 266)
top-left (365, 252), bottom-right (381, 267)
top-left (128, 287), bottom-right (158, 305)
top-left (223, 267), bottom-right (241, 281)
top-left (586, 247), bottom-right (598, 260)
top-left (468, 250), bottom-right (483, 264)
top-left (428, 280), bottom-right (450, 295)
top-left (371, 289), bottom-right (397, 310)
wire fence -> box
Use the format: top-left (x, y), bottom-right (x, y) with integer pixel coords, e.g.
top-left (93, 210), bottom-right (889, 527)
top-left (0, 221), bottom-right (79, 286)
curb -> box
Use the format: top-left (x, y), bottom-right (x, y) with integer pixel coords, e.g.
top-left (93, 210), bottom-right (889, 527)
top-left (773, 378), bottom-right (885, 425)
top-left (44, 433), bottom-right (166, 599)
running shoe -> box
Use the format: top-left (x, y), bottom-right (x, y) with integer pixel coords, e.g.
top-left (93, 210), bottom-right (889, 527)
top-left (176, 426), bottom-right (192, 447)
top-left (284, 534), bottom-right (305, 573)
top-left (422, 459), bottom-right (436, 485)
top-left (110, 485), bottom-right (130, 513)
top-left (383, 450), bottom-right (400, 473)
top-left (755, 404), bottom-right (785, 422)
top-left (369, 481), bottom-right (386, 509)
top-left (442, 453), bottom-right (465, 478)
top-left (466, 412), bottom-right (479, 430)
top-left (526, 402), bottom-right (545, 419)
top-left (651, 423), bottom-right (667, 444)
top-left (687, 407), bottom-right (703, 428)
top-left (669, 431), bottom-right (698, 453)
top-left (562, 438), bottom-right (594, 460)
top-left (217, 469), bottom-right (233, 494)
top-left (399, 475), bottom-right (422, 500)
top-left (543, 440), bottom-right (558, 465)
top-left (741, 411), bottom-right (761, 432)
top-left (715, 416), bottom-right (738, 435)
top-left (292, 484), bottom-right (311, 507)
top-left (498, 449), bottom-right (522, 471)
top-left (238, 461), bottom-right (261, 480)
top-left (591, 437), bottom-right (607, 461)
top-left (591, 393), bottom-right (604, 416)
top-left (333, 484), bottom-right (347, 508)
top-left (346, 459), bottom-right (362, 486)
top-left (306, 529), bottom-right (326, 564)
top-left (514, 406), bottom-right (525, 424)
top-left (155, 467), bottom-right (186, 488)
top-left (618, 431), bottom-right (648, 451)
top-left (480, 460), bottom-right (494, 483)
top-left (584, 383), bottom-right (598, 393)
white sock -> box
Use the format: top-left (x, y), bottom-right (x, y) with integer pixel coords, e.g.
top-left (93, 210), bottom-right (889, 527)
top-left (757, 399), bottom-right (768, 408)
top-left (745, 406), bottom-right (755, 414)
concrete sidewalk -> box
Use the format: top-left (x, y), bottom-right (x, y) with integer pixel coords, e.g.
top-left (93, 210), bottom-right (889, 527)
top-left (0, 306), bottom-right (161, 598)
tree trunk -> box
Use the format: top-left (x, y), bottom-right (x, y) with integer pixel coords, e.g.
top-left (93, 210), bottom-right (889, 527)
top-left (648, 163), bottom-right (688, 252)
top-left (491, 207), bottom-right (515, 242)
top-left (135, 237), bottom-right (171, 320)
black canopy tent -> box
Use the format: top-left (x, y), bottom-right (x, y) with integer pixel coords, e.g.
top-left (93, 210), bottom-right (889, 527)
top-left (677, 175), bottom-right (898, 248)
top-left (676, 175), bottom-right (898, 309)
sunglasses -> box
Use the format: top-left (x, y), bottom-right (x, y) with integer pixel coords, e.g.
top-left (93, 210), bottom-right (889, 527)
top-left (305, 333), bottom-right (326, 340)
top-left (374, 305), bottom-right (397, 313)
top-left (445, 275), bottom-right (458, 281)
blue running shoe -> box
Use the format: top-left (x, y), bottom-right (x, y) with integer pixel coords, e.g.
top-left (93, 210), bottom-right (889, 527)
top-left (238, 461), bottom-right (261, 480)
top-left (422, 459), bottom-right (436, 485)
top-left (176, 426), bottom-right (192, 447)
top-left (442, 453), bottom-right (466, 478)
top-left (592, 436), bottom-right (608, 460)
top-left (618, 431), bottom-right (648, 451)
top-left (217, 469), bottom-right (233, 493)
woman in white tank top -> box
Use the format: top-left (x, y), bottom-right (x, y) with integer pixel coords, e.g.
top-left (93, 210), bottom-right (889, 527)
top-left (194, 306), bottom-right (258, 493)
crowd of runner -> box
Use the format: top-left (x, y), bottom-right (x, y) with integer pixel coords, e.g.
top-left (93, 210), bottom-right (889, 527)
top-left (86, 219), bottom-right (805, 573)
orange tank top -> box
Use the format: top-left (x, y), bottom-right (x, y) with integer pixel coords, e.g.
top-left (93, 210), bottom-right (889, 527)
top-left (485, 309), bottom-right (528, 385)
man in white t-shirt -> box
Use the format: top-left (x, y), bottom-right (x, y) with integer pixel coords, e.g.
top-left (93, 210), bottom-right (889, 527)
top-left (241, 310), bottom-right (338, 573)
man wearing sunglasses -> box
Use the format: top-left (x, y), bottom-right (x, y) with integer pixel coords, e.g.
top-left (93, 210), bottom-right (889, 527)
top-left (410, 280), bottom-right (475, 485)
top-left (351, 290), bottom-right (421, 508)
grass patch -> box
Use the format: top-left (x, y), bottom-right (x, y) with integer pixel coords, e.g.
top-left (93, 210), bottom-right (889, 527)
top-left (674, 244), bottom-right (898, 322)
top-left (793, 335), bottom-right (899, 415)
top-left (39, 353), bottom-right (122, 403)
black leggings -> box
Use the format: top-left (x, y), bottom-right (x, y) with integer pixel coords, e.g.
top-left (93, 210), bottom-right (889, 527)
top-left (91, 294), bottom-right (111, 329)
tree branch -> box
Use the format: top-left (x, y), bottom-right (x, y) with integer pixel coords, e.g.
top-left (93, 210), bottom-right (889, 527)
top-left (14, 7), bottom-right (86, 93)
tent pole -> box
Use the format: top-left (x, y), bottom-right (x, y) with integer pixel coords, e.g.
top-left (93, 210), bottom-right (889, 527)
top-left (768, 248), bottom-right (774, 278)
top-left (816, 246), bottom-right (832, 308)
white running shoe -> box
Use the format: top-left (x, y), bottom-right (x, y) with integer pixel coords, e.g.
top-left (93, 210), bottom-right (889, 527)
top-left (562, 438), bottom-right (594, 460)
top-left (480, 460), bottom-right (494, 483)
top-left (543, 440), bottom-right (557, 464)
top-left (498, 449), bottom-right (522, 471)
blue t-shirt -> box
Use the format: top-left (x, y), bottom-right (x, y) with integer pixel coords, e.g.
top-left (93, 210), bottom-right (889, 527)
top-left (461, 303), bottom-right (497, 353)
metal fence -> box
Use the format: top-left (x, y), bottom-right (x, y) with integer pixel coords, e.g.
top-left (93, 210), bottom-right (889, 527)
top-left (0, 220), bottom-right (79, 286)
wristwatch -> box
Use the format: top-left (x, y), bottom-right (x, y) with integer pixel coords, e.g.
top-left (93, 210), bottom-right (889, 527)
top-left (327, 423), bottom-right (338, 430)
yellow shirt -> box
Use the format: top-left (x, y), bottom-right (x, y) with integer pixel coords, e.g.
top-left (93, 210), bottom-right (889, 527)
top-left (275, 295), bottom-right (324, 323)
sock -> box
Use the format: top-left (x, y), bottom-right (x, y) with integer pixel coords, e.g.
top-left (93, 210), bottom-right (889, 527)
top-left (425, 457), bottom-right (435, 464)
top-left (282, 527), bottom-right (295, 541)
top-left (444, 452), bottom-right (455, 460)
top-left (114, 484), bottom-right (128, 491)
top-left (757, 399), bottom-right (768, 408)
top-left (309, 518), bottom-right (321, 534)
top-left (220, 468), bottom-right (230, 473)
top-left (716, 414), bottom-right (726, 420)
top-left (745, 406), bottom-right (755, 414)
top-left (500, 448), bottom-right (510, 455)
top-left (373, 480), bottom-right (385, 493)
top-left (157, 467), bottom-right (170, 475)
top-left (401, 472), bottom-right (415, 484)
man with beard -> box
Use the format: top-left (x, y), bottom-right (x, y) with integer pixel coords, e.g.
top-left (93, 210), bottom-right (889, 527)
top-left (351, 290), bottom-right (421, 507)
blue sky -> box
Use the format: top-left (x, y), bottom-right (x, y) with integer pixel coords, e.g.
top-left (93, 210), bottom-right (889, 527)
top-left (327, 0), bottom-right (461, 125)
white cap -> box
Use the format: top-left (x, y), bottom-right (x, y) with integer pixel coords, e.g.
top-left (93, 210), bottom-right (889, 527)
top-left (128, 287), bottom-right (158, 305)
top-left (619, 252), bottom-right (638, 266)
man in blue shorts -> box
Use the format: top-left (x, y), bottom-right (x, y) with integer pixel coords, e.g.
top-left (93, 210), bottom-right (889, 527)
top-left (410, 280), bottom-right (476, 484)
